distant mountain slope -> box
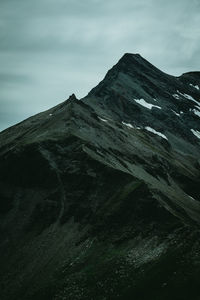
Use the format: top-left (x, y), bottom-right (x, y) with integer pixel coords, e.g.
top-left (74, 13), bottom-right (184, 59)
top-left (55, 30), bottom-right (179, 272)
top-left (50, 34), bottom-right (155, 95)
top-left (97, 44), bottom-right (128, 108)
top-left (0, 54), bottom-right (200, 300)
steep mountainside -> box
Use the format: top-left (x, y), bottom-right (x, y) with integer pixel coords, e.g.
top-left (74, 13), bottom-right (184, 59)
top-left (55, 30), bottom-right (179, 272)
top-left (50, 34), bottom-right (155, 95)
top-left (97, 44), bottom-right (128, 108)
top-left (0, 53), bottom-right (200, 300)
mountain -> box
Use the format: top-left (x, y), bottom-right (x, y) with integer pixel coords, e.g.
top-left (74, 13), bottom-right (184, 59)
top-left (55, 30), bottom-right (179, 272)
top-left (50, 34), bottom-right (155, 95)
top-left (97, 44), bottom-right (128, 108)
top-left (0, 53), bottom-right (200, 300)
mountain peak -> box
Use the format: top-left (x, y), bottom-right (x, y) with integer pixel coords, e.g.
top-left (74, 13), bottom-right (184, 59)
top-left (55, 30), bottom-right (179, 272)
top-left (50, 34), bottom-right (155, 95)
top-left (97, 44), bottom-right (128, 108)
top-left (116, 52), bottom-right (150, 68)
top-left (115, 52), bottom-right (169, 78)
top-left (84, 53), bottom-right (200, 154)
top-left (87, 53), bottom-right (172, 100)
top-left (0, 53), bottom-right (200, 300)
top-left (119, 52), bottom-right (142, 60)
top-left (68, 93), bottom-right (78, 101)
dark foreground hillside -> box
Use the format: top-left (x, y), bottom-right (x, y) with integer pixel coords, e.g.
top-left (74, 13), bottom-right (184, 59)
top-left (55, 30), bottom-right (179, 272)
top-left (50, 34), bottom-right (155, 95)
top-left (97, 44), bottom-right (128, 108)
top-left (0, 54), bottom-right (200, 300)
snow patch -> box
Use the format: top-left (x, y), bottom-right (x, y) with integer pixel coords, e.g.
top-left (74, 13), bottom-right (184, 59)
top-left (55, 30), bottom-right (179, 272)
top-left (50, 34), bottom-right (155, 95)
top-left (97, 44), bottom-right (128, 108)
top-left (172, 94), bottom-right (180, 99)
top-left (98, 116), bottom-right (108, 122)
top-left (191, 109), bottom-right (200, 117)
top-left (49, 114), bottom-right (53, 116)
top-left (191, 129), bottom-right (200, 139)
top-left (190, 83), bottom-right (200, 90)
top-left (122, 121), bottom-right (134, 128)
top-left (171, 110), bottom-right (180, 117)
top-left (177, 91), bottom-right (200, 106)
top-left (145, 126), bottom-right (168, 140)
top-left (122, 122), bottom-right (141, 130)
top-left (134, 98), bottom-right (161, 110)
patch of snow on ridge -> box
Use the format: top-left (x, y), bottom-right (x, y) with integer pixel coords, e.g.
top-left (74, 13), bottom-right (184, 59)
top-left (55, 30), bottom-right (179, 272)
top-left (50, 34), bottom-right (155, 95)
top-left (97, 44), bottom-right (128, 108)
top-left (190, 83), bottom-right (200, 90)
top-left (171, 110), bottom-right (180, 117)
top-left (191, 129), bottom-right (200, 139)
top-left (122, 122), bottom-right (141, 130)
top-left (191, 109), bottom-right (200, 117)
top-left (177, 91), bottom-right (200, 106)
top-left (172, 94), bottom-right (180, 99)
top-left (134, 98), bottom-right (161, 110)
top-left (145, 126), bottom-right (168, 140)
top-left (98, 116), bottom-right (108, 122)
top-left (122, 122), bottom-right (134, 128)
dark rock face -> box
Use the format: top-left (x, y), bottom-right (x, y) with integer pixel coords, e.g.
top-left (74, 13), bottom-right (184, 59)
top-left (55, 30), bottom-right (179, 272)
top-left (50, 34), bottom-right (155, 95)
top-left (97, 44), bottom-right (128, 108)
top-left (0, 54), bottom-right (200, 300)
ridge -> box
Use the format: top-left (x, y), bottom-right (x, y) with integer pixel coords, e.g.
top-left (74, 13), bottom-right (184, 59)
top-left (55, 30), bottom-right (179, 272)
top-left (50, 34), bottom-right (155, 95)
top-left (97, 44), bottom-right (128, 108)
top-left (0, 53), bottom-right (200, 300)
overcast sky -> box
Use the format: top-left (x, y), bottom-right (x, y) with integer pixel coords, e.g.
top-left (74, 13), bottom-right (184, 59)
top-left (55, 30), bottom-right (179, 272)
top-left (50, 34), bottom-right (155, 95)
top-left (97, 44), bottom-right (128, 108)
top-left (0, 0), bottom-right (200, 131)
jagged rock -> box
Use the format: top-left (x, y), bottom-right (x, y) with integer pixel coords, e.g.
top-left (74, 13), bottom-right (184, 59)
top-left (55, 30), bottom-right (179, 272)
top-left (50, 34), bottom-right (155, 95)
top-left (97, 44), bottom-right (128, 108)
top-left (0, 54), bottom-right (200, 300)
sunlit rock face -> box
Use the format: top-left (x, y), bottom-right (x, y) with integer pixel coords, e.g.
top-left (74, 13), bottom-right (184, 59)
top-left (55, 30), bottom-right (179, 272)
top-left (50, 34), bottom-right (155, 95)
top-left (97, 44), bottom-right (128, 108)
top-left (0, 54), bottom-right (200, 300)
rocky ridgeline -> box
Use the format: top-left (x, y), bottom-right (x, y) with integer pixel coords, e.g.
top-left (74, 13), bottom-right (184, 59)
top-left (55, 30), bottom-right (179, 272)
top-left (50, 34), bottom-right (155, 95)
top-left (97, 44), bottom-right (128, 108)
top-left (0, 54), bottom-right (200, 300)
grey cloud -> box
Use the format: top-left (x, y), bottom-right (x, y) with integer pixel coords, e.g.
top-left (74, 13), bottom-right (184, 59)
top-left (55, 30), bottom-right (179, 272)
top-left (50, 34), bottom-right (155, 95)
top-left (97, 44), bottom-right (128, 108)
top-left (0, 0), bottom-right (200, 131)
top-left (0, 73), bottom-right (31, 85)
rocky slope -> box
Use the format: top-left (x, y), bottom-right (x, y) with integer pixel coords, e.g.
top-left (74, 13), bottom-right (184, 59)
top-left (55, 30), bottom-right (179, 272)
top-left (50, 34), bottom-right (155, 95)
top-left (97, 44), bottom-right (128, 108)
top-left (0, 53), bottom-right (200, 300)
